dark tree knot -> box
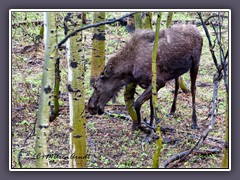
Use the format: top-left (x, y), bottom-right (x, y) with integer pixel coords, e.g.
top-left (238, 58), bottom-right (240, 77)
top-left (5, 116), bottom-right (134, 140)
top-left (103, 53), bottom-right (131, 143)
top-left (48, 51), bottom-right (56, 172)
top-left (70, 61), bottom-right (78, 68)
top-left (93, 33), bottom-right (106, 41)
top-left (44, 85), bottom-right (52, 94)
top-left (38, 125), bottom-right (49, 129)
top-left (67, 84), bottom-right (80, 93)
top-left (73, 134), bottom-right (82, 138)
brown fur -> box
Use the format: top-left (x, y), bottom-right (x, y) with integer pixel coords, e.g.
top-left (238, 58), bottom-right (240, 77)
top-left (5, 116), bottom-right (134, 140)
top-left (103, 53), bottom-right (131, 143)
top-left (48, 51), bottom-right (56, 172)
top-left (106, 24), bottom-right (202, 88)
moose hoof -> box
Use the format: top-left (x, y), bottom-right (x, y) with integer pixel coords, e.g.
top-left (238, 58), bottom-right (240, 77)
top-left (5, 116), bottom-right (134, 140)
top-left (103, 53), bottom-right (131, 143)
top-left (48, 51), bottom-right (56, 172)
top-left (191, 124), bottom-right (199, 129)
top-left (131, 121), bottom-right (140, 131)
top-left (139, 125), bottom-right (151, 134)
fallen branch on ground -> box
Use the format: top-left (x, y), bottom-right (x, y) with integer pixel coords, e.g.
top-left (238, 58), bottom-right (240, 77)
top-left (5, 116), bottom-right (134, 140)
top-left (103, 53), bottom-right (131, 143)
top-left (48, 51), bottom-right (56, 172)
top-left (164, 147), bottom-right (221, 168)
top-left (17, 117), bottom-right (37, 168)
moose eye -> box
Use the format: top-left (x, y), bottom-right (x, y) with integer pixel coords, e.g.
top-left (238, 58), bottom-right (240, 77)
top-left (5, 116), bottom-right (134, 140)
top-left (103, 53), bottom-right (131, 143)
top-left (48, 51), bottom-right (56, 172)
top-left (100, 73), bottom-right (105, 79)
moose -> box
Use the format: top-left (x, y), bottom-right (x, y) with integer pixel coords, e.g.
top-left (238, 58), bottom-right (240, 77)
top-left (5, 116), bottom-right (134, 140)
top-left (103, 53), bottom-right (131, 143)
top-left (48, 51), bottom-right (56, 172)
top-left (88, 24), bottom-right (203, 134)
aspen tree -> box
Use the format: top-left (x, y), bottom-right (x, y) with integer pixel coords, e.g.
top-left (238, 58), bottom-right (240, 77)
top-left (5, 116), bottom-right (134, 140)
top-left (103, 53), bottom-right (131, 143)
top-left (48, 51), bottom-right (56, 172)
top-left (134, 12), bottom-right (143, 29)
top-left (152, 13), bottom-right (162, 168)
top-left (143, 12), bottom-right (152, 29)
top-left (35, 12), bottom-right (58, 168)
top-left (90, 12), bottom-right (106, 84)
top-left (65, 12), bottom-right (87, 168)
top-left (221, 95), bottom-right (229, 168)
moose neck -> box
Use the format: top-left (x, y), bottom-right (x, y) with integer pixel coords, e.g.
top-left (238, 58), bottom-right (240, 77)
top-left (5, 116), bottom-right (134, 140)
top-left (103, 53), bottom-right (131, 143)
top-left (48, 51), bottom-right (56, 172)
top-left (107, 55), bottom-right (135, 86)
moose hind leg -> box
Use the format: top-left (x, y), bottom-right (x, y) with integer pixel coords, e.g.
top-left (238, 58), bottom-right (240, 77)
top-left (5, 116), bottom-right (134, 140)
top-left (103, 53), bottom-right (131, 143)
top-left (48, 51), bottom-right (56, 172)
top-left (170, 77), bottom-right (180, 115)
top-left (190, 65), bottom-right (199, 129)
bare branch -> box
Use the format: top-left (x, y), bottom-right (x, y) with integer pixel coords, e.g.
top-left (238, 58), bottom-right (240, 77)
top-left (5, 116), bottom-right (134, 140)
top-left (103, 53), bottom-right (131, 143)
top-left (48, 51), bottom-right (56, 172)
top-left (210, 20), bottom-right (229, 94)
top-left (197, 12), bottom-right (219, 69)
top-left (57, 12), bottom-right (137, 48)
top-left (203, 14), bottom-right (228, 26)
top-left (17, 117), bottom-right (37, 168)
top-left (164, 148), bottom-right (221, 168)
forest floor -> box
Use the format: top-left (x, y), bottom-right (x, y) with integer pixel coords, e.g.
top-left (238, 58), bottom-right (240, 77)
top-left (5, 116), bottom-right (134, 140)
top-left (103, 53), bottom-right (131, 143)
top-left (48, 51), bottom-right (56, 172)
top-left (11, 12), bottom-right (228, 169)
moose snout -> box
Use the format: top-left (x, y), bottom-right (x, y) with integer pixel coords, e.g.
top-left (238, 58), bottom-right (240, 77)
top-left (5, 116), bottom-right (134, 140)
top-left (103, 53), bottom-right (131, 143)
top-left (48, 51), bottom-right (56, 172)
top-left (88, 105), bottom-right (105, 115)
top-left (88, 104), bottom-right (98, 115)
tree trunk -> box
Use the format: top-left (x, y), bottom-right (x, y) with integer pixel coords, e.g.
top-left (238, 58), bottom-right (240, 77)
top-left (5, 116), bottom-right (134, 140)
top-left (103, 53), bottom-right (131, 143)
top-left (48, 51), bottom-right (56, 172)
top-left (151, 13), bottom-right (162, 168)
top-left (221, 94), bottom-right (229, 168)
top-left (82, 12), bottom-right (87, 26)
top-left (124, 83), bottom-right (138, 122)
top-left (134, 12), bottom-right (142, 29)
top-left (65, 12), bottom-right (87, 168)
top-left (179, 76), bottom-right (190, 93)
top-left (90, 12), bottom-right (106, 84)
top-left (166, 12), bottom-right (173, 28)
top-left (143, 12), bottom-right (152, 29)
top-left (126, 14), bottom-right (135, 33)
top-left (35, 12), bottom-right (57, 168)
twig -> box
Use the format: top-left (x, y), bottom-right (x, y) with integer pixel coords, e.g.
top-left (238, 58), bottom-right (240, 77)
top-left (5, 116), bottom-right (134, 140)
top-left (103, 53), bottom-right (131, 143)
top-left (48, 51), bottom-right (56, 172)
top-left (104, 111), bottom-right (131, 120)
top-left (197, 12), bottom-right (219, 69)
top-left (187, 133), bottom-right (228, 147)
top-left (203, 14), bottom-right (228, 26)
top-left (210, 17), bottom-right (228, 94)
top-left (17, 117), bottom-right (37, 168)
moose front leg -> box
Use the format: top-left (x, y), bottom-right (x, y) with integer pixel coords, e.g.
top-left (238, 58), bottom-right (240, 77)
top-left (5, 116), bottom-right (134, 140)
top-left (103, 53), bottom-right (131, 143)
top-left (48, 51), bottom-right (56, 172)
top-left (134, 82), bottom-right (163, 131)
top-left (134, 85), bottom-right (153, 130)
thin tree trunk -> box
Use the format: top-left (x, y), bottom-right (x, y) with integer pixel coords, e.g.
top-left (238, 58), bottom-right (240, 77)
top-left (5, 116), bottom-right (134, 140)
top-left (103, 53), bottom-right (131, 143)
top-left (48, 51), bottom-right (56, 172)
top-left (134, 12), bottom-right (142, 29)
top-left (152, 13), bottom-right (162, 168)
top-left (126, 14), bottom-right (135, 33)
top-left (90, 12), bottom-right (106, 84)
top-left (221, 94), bottom-right (229, 168)
top-left (35, 12), bottom-right (57, 168)
top-left (124, 83), bottom-right (138, 122)
top-left (82, 12), bottom-right (87, 26)
top-left (179, 76), bottom-right (190, 93)
top-left (65, 12), bottom-right (87, 168)
top-left (143, 12), bottom-right (152, 29)
top-left (166, 12), bottom-right (173, 28)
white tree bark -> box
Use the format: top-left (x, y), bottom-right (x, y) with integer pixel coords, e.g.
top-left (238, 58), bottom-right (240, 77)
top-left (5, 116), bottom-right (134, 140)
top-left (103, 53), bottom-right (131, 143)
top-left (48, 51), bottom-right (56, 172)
top-left (35, 12), bottom-right (57, 168)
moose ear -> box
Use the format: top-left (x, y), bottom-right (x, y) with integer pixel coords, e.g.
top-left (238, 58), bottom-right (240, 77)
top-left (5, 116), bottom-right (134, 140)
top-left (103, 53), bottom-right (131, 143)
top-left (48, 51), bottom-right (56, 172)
top-left (103, 64), bottom-right (113, 77)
